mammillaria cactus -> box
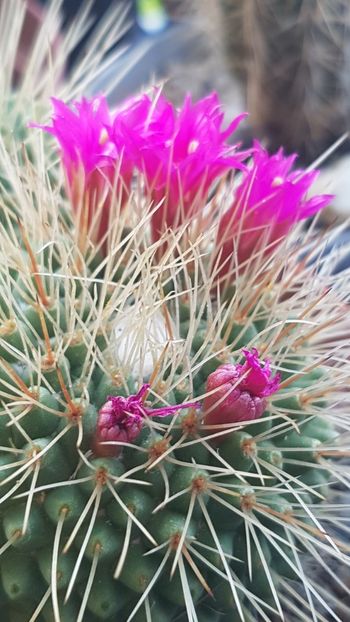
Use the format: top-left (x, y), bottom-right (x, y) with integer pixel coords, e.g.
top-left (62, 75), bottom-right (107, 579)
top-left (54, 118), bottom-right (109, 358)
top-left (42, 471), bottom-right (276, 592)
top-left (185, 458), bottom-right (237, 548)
top-left (0, 3), bottom-right (350, 622)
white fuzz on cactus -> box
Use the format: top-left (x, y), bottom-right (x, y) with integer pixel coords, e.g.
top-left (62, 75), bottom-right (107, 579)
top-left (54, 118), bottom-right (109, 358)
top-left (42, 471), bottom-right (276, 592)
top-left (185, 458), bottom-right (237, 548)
top-left (0, 3), bottom-right (350, 622)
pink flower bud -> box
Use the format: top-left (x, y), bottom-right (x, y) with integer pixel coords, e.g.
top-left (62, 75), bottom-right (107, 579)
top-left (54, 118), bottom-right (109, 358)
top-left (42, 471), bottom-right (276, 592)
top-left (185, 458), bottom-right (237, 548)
top-left (203, 348), bottom-right (280, 437)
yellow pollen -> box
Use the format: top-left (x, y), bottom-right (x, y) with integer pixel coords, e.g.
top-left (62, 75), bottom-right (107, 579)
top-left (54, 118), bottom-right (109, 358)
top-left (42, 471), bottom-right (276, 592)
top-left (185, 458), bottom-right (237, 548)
top-left (99, 128), bottom-right (109, 145)
top-left (272, 176), bottom-right (284, 187)
top-left (188, 139), bottom-right (199, 153)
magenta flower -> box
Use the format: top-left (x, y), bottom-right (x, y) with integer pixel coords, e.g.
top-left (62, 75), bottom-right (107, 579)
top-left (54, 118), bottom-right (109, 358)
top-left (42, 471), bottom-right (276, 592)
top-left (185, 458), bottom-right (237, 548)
top-left (109, 91), bottom-right (249, 242)
top-left (33, 96), bottom-right (132, 248)
top-left (37, 96), bottom-right (113, 177)
top-left (94, 384), bottom-right (199, 456)
top-left (203, 348), bottom-right (280, 435)
top-left (216, 141), bottom-right (333, 271)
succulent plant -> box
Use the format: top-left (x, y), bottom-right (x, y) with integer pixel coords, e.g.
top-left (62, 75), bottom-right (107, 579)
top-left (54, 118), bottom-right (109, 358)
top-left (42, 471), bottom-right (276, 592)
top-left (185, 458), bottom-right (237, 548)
top-left (0, 3), bottom-right (349, 622)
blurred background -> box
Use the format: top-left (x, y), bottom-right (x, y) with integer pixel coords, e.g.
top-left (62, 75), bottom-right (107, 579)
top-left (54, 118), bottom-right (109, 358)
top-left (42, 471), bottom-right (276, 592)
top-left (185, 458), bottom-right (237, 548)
top-left (16, 0), bottom-right (348, 226)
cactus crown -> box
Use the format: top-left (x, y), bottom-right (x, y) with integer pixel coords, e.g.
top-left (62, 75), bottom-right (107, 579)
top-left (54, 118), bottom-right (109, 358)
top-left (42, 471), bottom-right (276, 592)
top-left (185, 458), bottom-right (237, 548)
top-left (0, 3), bottom-right (349, 622)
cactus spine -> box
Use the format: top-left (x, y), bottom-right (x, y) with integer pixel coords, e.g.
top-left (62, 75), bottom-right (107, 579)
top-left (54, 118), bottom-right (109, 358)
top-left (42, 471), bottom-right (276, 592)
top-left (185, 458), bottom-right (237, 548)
top-left (0, 2), bottom-right (349, 622)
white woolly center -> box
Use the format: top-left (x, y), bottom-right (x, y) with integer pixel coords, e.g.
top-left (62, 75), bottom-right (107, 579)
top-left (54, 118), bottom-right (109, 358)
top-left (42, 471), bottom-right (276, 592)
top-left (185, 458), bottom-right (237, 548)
top-left (113, 305), bottom-right (174, 378)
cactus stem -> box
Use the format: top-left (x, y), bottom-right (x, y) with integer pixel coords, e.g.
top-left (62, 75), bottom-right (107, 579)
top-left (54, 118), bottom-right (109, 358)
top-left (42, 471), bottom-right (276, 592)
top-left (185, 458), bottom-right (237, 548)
top-left (147, 436), bottom-right (171, 466)
top-left (5, 425), bottom-right (71, 490)
top-left (63, 486), bottom-right (99, 554)
top-left (189, 540), bottom-right (238, 565)
top-left (114, 514), bottom-right (132, 579)
top-left (14, 475), bottom-right (96, 500)
top-left (273, 289), bottom-right (332, 348)
top-left (146, 343), bottom-right (171, 397)
top-left (265, 412), bottom-right (301, 437)
top-left (255, 501), bottom-right (337, 547)
top-left (208, 489), bottom-right (259, 528)
top-left (200, 435), bottom-right (249, 478)
top-left (55, 365), bottom-right (81, 417)
top-left (249, 522), bottom-right (283, 618)
top-left (268, 462), bottom-right (325, 501)
top-left (179, 409), bottom-right (200, 436)
top-left (246, 520), bottom-right (255, 582)
top-left (169, 454), bottom-right (234, 476)
top-left (278, 358), bottom-right (329, 390)
top-left (35, 297), bottom-right (55, 366)
top-left (0, 356), bottom-right (33, 398)
top-left (4, 433), bottom-right (67, 498)
top-left (251, 456), bottom-right (266, 487)
top-left (116, 458), bottom-right (149, 485)
top-left (293, 314), bottom-right (345, 349)
top-left (182, 545), bottom-right (213, 597)
top-left (146, 435), bottom-right (182, 472)
top-left (279, 578), bottom-right (318, 622)
top-left (177, 554), bottom-right (199, 622)
top-left (0, 445), bottom-right (24, 454)
top-left (17, 217), bottom-right (50, 307)
top-left (198, 496), bottom-right (244, 620)
top-left (283, 478), bottom-right (339, 554)
top-left (22, 459), bottom-right (40, 535)
top-left (52, 509), bottom-right (67, 622)
top-left (106, 480), bottom-right (157, 546)
top-left (319, 450), bottom-right (350, 457)
top-left (240, 268), bottom-right (279, 319)
top-left (76, 190), bottom-right (91, 258)
top-left (300, 387), bottom-right (342, 406)
top-left (64, 486), bottom-right (102, 603)
top-left (144, 540), bottom-right (169, 557)
top-left (77, 542), bottom-right (101, 622)
top-left (0, 467), bottom-right (32, 507)
top-left (6, 405), bottom-right (32, 437)
top-left (170, 491), bottom-right (196, 577)
top-left (0, 529), bottom-right (21, 556)
top-left (209, 482), bottom-right (245, 500)
top-left (159, 462), bottom-right (169, 508)
top-left (161, 301), bottom-right (174, 341)
top-left (29, 585), bottom-right (52, 622)
top-left (153, 486), bottom-right (191, 514)
top-left (126, 548), bottom-right (171, 622)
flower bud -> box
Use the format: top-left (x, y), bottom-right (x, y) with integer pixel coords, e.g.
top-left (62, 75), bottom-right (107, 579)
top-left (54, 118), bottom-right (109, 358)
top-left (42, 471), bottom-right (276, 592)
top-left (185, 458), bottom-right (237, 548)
top-left (203, 348), bottom-right (280, 437)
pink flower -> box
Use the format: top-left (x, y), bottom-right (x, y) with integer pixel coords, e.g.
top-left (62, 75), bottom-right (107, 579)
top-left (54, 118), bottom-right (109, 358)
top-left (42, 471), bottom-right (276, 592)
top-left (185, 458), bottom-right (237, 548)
top-left (109, 91), bottom-right (248, 241)
top-left (32, 96), bottom-right (132, 248)
top-left (203, 348), bottom-right (280, 435)
top-left (94, 384), bottom-right (199, 456)
top-left (216, 141), bottom-right (334, 271)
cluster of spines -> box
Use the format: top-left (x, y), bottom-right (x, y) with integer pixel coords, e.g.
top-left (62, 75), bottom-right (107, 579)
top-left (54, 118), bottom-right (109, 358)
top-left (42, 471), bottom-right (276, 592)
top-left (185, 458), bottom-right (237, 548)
top-left (0, 7), bottom-right (349, 617)
top-left (0, 197), bottom-right (348, 620)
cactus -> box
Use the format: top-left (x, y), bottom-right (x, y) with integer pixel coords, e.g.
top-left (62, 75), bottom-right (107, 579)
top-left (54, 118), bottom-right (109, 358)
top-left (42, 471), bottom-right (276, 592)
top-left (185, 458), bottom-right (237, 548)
top-left (0, 2), bottom-right (349, 622)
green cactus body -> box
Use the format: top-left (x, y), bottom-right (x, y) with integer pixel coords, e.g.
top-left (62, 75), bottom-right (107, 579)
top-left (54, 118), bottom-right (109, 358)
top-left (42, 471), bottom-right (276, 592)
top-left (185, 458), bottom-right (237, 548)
top-left (0, 233), bottom-right (343, 621)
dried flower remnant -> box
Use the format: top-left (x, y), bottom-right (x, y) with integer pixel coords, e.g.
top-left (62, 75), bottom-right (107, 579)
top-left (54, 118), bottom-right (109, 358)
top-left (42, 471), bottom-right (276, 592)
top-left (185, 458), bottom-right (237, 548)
top-left (216, 141), bottom-right (333, 271)
top-left (203, 348), bottom-right (280, 434)
top-left (95, 383), bottom-right (199, 456)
